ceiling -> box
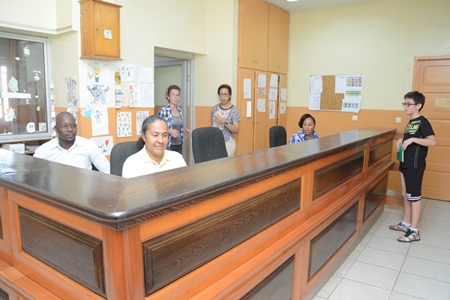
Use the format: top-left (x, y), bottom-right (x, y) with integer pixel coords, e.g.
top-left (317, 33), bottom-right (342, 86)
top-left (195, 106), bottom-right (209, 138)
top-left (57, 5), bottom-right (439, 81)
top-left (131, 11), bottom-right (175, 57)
top-left (265, 0), bottom-right (376, 12)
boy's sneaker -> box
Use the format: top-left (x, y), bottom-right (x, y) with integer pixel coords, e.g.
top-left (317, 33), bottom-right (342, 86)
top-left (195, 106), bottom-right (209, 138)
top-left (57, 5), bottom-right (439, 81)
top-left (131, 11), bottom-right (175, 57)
top-left (389, 222), bottom-right (409, 233)
top-left (397, 229), bottom-right (420, 242)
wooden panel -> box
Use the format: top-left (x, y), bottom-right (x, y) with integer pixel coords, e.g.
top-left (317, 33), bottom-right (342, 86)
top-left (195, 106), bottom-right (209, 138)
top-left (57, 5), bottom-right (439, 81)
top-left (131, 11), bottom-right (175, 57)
top-left (313, 152), bottom-right (364, 199)
top-left (0, 288), bottom-right (7, 300)
top-left (413, 56), bottom-right (450, 200)
top-left (143, 179), bottom-right (301, 294)
top-left (308, 202), bottom-right (358, 279)
top-left (268, 4), bottom-right (289, 74)
top-left (369, 140), bottom-right (392, 167)
top-left (19, 208), bottom-right (105, 297)
top-left (364, 175), bottom-right (388, 220)
top-left (241, 256), bottom-right (295, 299)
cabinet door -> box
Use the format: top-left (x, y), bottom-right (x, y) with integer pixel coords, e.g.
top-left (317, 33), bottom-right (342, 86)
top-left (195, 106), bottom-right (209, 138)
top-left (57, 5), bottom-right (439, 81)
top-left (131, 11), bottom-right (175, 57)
top-left (254, 72), bottom-right (268, 151)
top-left (277, 74), bottom-right (287, 128)
top-left (80, 0), bottom-right (121, 59)
top-left (237, 68), bottom-right (255, 155)
top-left (268, 5), bottom-right (289, 74)
top-left (238, 1), bottom-right (268, 71)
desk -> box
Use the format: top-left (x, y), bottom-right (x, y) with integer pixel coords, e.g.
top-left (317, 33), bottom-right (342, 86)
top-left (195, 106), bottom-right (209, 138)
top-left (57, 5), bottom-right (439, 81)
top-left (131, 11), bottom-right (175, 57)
top-left (0, 127), bottom-right (395, 299)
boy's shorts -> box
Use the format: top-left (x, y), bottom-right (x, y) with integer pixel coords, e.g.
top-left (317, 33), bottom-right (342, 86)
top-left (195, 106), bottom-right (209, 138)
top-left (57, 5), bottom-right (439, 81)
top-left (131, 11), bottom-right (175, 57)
top-left (400, 167), bottom-right (425, 202)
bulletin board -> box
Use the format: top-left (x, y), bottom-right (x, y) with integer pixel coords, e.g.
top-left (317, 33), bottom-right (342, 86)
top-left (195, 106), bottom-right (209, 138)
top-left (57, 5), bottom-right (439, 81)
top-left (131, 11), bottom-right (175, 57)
top-left (310, 74), bottom-right (364, 113)
top-left (320, 76), bottom-right (343, 111)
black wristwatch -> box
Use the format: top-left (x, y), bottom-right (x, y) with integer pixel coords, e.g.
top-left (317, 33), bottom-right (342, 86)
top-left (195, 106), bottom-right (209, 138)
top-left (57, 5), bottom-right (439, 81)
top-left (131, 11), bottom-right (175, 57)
top-left (224, 121), bottom-right (229, 126)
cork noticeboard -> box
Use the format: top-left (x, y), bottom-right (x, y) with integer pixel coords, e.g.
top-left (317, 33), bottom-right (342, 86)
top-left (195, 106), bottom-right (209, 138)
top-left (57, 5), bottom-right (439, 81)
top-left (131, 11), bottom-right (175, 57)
top-left (310, 74), bottom-right (364, 112)
top-left (320, 75), bottom-right (343, 111)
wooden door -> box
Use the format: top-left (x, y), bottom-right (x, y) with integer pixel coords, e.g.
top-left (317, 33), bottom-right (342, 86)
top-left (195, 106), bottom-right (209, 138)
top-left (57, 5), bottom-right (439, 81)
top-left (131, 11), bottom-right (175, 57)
top-left (254, 72), bottom-right (268, 151)
top-left (277, 74), bottom-right (287, 128)
top-left (413, 56), bottom-right (450, 201)
top-left (237, 68), bottom-right (255, 155)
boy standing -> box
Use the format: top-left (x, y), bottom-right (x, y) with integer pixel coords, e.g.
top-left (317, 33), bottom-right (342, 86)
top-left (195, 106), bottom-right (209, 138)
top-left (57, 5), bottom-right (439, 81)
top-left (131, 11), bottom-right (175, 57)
top-left (389, 91), bottom-right (437, 242)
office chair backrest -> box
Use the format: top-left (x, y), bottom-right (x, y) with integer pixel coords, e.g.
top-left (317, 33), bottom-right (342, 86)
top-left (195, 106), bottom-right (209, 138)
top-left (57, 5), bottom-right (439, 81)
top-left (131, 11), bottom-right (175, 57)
top-left (110, 141), bottom-right (141, 176)
top-left (191, 127), bottom-right (228, 163)
top-left (269, 125), bottom-right (287, 148)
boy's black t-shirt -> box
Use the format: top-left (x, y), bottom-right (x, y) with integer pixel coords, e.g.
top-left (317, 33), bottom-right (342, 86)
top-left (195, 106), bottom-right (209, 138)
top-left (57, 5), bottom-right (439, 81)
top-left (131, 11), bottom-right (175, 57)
top-left (401, 115), bottom-right (435, 169)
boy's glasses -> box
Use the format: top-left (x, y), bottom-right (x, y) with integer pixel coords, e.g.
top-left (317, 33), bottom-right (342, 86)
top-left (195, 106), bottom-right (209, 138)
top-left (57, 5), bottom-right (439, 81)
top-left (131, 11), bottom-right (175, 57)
top-left (401, 102), bottom-right (417, 107)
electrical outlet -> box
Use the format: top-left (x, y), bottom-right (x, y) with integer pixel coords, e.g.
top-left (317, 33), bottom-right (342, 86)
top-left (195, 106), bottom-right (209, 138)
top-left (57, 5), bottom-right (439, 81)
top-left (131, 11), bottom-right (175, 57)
top-left (396, 117), bottom-right (401, 123)
top-left (352, 115), bottom-right (358, 121)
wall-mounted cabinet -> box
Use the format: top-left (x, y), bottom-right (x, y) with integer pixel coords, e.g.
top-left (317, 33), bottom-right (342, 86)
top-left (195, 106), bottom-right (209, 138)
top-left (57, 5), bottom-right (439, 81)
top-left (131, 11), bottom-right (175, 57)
top-left (268, 5), bottom-right (289, 74)
top-left (238, 0), bottom-right (268, 71)
top-left (80, 0), bottom-right (122, 60)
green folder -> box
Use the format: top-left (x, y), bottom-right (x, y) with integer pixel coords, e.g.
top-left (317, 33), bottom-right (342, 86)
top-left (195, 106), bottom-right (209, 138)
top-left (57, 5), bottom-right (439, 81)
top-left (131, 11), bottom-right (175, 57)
top-left (397, 147), bottom-right (404, 163)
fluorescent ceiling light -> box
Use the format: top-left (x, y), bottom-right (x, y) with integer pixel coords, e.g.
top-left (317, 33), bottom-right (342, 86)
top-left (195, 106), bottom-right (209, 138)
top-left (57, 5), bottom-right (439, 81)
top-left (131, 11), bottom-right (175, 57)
top-left (287, 0), bottom-right (299, 2)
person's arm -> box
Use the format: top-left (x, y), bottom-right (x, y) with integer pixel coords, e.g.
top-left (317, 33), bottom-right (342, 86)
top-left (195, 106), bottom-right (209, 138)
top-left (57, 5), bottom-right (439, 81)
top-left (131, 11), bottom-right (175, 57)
top-left (224, 121), bottom-right (239, 134)
top-left (89, 144), bottom-right (110, 173)
top-left (402, 135), bottom-right (437, 150)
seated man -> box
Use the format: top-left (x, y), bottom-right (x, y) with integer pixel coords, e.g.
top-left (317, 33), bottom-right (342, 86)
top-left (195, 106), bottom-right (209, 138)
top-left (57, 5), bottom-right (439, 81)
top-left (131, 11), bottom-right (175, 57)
top-left (34, 112), bottom-right (110, 173)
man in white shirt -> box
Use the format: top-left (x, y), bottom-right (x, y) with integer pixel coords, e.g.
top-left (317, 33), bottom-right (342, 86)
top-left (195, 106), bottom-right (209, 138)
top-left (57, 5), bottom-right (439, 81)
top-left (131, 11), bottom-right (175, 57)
top-left (34, 112), bottom-right (110, 173)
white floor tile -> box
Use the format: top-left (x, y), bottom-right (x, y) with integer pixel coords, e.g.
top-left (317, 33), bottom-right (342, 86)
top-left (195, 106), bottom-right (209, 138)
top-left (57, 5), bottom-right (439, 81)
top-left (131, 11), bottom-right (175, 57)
top-left (334, 258), bottom-right (354, 277)
top-left (414, 231), bottom-right (450, 250)
top-left (366, 235), bottom-right (410, 255)
top-left (317, 275), bottom-right (342, 298)
top-left (408, 243), bottom-right (450, 265)
top-left (401, 256), bottom-right (450, 284)
top-left (356, 247), bottom-right (405, 271)
top-left (344, 261), bottom-right (399, 290)
top-left (393, 272), bottom-right (450, 300)
top-left (389, 291), bottom-right (423, 300)
top-left (329, 279), bottom-right (391, 300)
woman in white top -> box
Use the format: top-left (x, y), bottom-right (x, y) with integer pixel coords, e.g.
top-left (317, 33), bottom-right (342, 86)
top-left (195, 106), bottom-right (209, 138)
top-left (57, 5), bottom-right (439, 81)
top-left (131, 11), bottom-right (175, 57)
top-left (122, 115), bottom-right (186, 178)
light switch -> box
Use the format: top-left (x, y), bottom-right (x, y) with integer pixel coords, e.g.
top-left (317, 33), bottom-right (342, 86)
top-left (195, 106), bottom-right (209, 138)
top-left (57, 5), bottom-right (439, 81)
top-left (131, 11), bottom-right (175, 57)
top-left (104, 29), bottom-right (112, 40)
top-left (396, 117), bottom-right (401, 123)
top-left (352, 115), bottom-right (358, 121)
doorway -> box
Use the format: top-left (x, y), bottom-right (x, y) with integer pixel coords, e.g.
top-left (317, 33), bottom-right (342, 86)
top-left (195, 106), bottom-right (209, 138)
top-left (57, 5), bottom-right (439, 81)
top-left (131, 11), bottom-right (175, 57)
top-left (154, 50), bottom-right (195, 164)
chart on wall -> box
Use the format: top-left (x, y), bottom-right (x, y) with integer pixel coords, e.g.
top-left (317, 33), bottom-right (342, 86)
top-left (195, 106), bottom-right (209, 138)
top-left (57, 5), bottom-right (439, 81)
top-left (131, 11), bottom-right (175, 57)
top-left (309, 74), bottom-right (364, 113)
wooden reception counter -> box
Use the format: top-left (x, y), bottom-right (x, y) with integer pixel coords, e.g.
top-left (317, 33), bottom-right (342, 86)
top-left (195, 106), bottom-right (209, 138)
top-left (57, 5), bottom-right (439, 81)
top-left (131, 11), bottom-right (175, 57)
top-left (0, 127), bottom-right (395, 299)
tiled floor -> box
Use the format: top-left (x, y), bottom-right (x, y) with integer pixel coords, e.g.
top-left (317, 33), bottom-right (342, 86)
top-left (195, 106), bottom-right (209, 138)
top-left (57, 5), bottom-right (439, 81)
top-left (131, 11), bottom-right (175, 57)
top-left (314, 198), bottom-right (450, 300)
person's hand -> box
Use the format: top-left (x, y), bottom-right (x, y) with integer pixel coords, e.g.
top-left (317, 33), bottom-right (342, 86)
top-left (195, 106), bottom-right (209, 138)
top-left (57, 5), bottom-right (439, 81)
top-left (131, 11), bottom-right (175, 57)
top-left (184, 128), bottom-right (191, 138)
top-left (402, 138), bottom-right (414, 151)
top-left (170, 129), bottom-right (180, 138)
top-left (214, 115), bottom-right (225, 124)
top-left (396, 138), bottom-right (403, 151)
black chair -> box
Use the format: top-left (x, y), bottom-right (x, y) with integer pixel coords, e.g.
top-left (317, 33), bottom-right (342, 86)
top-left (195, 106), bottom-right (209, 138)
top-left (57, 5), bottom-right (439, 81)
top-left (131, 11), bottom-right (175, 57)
top-left (269, 125), bottom-right (287, 148)
top-left (110, 141), bottom-right (141, 176)
top-left (191, 127), bottom-right (228, 163)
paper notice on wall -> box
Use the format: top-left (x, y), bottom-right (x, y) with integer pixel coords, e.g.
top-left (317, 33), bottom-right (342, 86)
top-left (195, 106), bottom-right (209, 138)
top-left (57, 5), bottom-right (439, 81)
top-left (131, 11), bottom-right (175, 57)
top-left (310, 75), bottom-right (323, 93)
top-left (246, 101), bottom-right (252, 117)
top-left (91, 136), bottom-right (113, 156)
top-left (280, 88), bottom-right (287, 101)
top-left (269, 101), bottom-right (276, 119)
top-left (280, 101), bottom-right (286, 114)
top-left (269, 74), bottom-right (279, 88)
top-left (257, 98), bottom-right (266, 112)
top-left (309, 92), bottom-right (321, 110)
top-left (257, 73), bottom-right (266, 88)
top-left (243, 78), bottom-right (252, 99)
top-left (268, 87), bottom-right (278, 101)
top-left (91, 106), bottom-right (109, 136)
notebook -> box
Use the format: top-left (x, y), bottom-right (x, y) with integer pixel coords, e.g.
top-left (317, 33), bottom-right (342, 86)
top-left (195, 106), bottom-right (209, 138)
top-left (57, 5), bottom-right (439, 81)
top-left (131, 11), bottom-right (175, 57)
top-left (396, 147), bottom-right (404, 163)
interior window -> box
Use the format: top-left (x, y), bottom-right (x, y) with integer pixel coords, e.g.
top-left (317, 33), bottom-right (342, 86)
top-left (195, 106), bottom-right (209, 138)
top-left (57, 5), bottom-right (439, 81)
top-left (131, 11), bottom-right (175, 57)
top-left (0, 33), bottom-right (51, 142)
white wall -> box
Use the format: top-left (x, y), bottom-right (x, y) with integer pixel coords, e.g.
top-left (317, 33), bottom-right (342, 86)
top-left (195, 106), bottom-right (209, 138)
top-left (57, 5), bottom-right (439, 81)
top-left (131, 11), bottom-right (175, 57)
top-left (288, 0), bottom-right (450, 110)
top-left (0, 0), bottom-right (72, 34)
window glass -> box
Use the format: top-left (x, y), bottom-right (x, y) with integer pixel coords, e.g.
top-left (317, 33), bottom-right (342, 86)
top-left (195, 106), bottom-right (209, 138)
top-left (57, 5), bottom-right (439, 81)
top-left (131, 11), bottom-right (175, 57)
top-left (0, 33), bottom-right (51, 142)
